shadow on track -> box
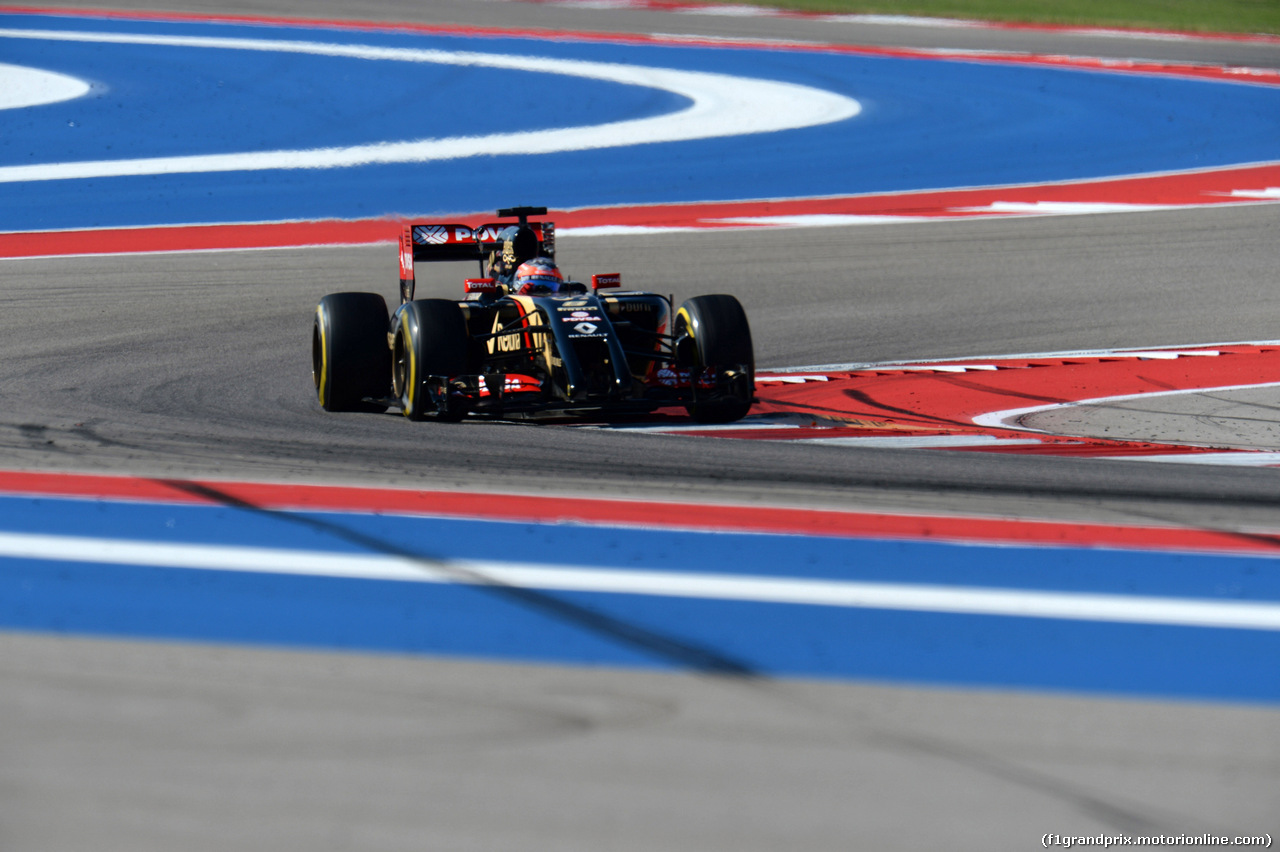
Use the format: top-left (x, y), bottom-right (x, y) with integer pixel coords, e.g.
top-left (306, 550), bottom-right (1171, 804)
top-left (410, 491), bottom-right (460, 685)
top-left (157, 478), bottom-right (761, 678)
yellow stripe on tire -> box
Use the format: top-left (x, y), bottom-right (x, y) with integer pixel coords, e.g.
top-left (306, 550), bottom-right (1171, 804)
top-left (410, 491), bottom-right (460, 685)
top-left (315, 305), bottom-right (330, 407)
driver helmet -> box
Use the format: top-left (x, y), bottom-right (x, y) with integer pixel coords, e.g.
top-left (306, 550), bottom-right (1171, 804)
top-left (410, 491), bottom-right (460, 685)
top-left (514, 257), bottom-right (564, 294)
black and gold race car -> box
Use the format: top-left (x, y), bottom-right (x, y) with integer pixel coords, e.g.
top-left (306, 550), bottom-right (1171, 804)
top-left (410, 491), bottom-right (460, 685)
top-left (312, 206), bottom-right (755, 423)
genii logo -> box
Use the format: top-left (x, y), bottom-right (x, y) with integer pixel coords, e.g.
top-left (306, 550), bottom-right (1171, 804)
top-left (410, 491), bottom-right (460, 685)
top-left (399, 237), bottom-right (414, 279)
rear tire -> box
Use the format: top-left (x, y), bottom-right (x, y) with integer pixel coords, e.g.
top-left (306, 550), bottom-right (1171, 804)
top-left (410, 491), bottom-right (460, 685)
top-left (393, 299), bottom-right (473, 421)
top-left (674, 294), bottom-right (755, 424)
top-left (312, 292), bottom-right (390, 412)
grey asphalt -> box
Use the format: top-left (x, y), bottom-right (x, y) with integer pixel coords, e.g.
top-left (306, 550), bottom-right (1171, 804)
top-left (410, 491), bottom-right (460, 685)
top-left (2, 3), bottom-right (1279, 850)
top-left (1022, 385), bottom-right (1280, 451)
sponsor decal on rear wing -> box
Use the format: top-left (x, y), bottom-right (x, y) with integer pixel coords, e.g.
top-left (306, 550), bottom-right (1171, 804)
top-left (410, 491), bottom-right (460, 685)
top-left (405, 222), bottom-right (555, 263)
top-left (398, 218), bottom-right (555, 303)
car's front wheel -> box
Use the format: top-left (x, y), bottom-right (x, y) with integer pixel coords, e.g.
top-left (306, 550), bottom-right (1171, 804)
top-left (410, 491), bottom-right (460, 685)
top-left (674, 294), bottom-right (755, 424)
top-left (393, 299), bottom-right (473, 421)
top-left (312, 292), bottom-right (390, 412)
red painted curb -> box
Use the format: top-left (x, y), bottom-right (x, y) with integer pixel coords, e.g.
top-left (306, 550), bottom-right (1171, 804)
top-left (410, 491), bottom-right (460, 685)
top-left (0, 219), bottom-right (401, 259)
top-left (4, 162), bottom-right (1278, 259)
top-left (11, 4), bottom-right (1272, 47)
top-left (2, 468), bottom-right (1278, 554)
top-left (670, 344), bottom-right (1280, 462)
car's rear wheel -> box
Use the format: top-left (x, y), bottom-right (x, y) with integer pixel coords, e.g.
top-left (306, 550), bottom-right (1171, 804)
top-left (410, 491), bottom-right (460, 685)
top-left (674, 294), bottom-right (755, 424)
top-left (393, 299), bottom-right (473, 421)
top-left (312, 292), bottom-right (390, 412)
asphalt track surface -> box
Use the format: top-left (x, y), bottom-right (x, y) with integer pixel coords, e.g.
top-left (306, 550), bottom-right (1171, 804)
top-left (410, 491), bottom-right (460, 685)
top-left (3, 2), bottom-right (1280, 850)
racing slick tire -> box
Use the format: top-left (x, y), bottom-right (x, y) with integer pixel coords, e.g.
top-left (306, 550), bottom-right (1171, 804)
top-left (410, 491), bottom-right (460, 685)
top-left (394, 299), bottom-right (473, 422)
top-left (674, 294), bottom-right (755, 424)
top-left (312, 292), bottom-right (391, 413)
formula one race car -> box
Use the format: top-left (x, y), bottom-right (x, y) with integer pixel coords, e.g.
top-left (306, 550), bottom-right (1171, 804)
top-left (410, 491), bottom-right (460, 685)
top-left (312, 206), bottom-right (755, 423)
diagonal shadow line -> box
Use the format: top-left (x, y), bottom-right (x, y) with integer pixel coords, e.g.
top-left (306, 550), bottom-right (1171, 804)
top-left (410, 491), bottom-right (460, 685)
top-left (754, 393), bottom-right (938, 427)
top-left (842, 388), bottom-right (974, 430)
top-left (144, 482), bottom-right (1279, 830)
top-left (154, 478), bottom-right (761, 678)
top-left (930, 373), bottom-right (1067, 405)
top-left (777, 393), bottom-right (1280, 552)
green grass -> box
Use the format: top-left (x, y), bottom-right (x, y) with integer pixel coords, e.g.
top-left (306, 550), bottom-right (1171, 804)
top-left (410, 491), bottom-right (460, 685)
top-left (697, 0), bottom-right (1280, 35)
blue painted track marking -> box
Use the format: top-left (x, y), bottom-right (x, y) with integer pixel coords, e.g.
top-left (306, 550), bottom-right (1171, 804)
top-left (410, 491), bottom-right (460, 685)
top-left (2, 494), bottom-right (1278, 703)
top-left (2, 12), bottom-right (1279, 230)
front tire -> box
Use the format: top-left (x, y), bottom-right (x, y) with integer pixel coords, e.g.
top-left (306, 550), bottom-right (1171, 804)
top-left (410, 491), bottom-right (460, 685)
top-left (393, 299), bottom-right (473, 421)
top-left (674, 294), bottom-right (755, 423)
top-left (312, 292), bottom-right (390, 412)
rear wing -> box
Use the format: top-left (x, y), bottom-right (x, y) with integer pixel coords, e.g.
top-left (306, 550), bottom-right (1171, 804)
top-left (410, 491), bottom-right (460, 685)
top-left (398, 207), bottom-right (555, 303)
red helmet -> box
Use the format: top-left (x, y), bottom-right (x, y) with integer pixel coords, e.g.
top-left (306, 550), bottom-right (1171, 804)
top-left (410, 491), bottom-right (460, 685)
top-left (514, 257), bottom-right (563, 294)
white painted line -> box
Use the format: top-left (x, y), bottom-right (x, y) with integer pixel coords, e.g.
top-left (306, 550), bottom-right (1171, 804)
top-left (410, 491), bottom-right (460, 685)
top-left (818, 14), bottom-right (982, 28)
top-left (973, 381), bottom-right (1280, 433)
top-left (551, 0), bottom-right (641, 8)
top-left (1109, 451), bottom-right (1280, 466)
top-left (0, 62), bottom-right (91, 109)
top-left (590, 421), bottom-right (798, 432)
top-left (703, 214), bottom-right (941, 227)
top-left (4, 531), bottom-right (1280, 631)
top-left (676, 4), bottom-right (784, 17)
top-left (953, 201), bottom-right (1179, 215)
top-left (560, 225), bottom-right (705, 237)
top-left (1118, 349), bottom-right (1223, 358)
top-left (799, 435), bottom-right (1043, 449)
top-left (0, 28), bottom-right (860, 182)
top-left (887, 364), bottom-right (999, 373)
top-left (772, 339), bottom-right (1277, 374)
